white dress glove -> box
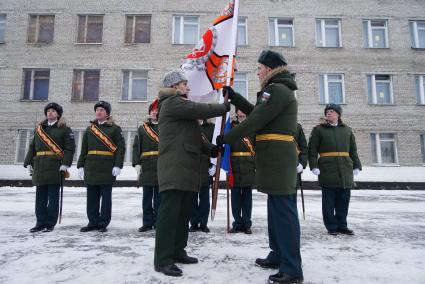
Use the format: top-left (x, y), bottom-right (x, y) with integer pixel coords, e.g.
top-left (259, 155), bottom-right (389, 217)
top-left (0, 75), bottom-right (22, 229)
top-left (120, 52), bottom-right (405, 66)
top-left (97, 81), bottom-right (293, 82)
top-left (296, 163), bottom-right (304, 174)
top-left (312, 168), bottom-right (321, 176)
top-left (27, 165), bottom-right (33, 175)
top-left (59, 165), bottom-right (69, 172)
top-left (208, 165), bottom-right (216, 176)
top-left (78, 168), bottom-right (84, 180)
top-left (353, 168), bottom-right (360, 176)
top-left (112, 167), bottom-right (121, 177)
top-left (134, 165), bottom-right (141, 176)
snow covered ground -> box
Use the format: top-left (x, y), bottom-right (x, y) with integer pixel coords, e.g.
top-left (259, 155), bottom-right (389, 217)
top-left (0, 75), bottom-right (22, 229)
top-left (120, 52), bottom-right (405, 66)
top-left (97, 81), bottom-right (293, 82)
top-left (0, 187), bottom-right (424, 284)
top-left (2, 165), bottom-right (425, 182)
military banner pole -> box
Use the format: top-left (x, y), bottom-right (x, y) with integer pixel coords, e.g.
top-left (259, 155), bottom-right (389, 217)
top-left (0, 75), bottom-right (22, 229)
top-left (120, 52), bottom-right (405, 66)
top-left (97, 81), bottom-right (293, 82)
top-left (211, 0), bottom-right (240, 221)
top-left (58, 171), bottom-right (64, 224)
top-left (299, 175), bottom-right (306, 220)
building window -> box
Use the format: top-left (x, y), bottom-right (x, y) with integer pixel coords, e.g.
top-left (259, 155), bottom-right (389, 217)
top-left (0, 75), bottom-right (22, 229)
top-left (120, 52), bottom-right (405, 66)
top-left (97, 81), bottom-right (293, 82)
top-left (409, 20), bottom-right (425, 49)
top-left (77, 15), bottom-right (103, 43)
top-left (123, 130), bottom-right (137, 165)
top-left (72, 130), bottom-right (83, 163)
top-left (269, 18), bottom-right (294, 47)
top-left (370, 133), bottom-right (398, 165)
top-left (172, 15), bottom-right (199, 44)
top-left (316, 18), bottom-right (342, 47)
top-left (237, 17), bottom-right (248, 46)
top-left (72, 70), bottom-right (100, 101)
top-left (122, 70), bottom-right (148, 101)
top-left (234, 72), bottom-right (248, 99)
top-left (125, 15), bottom-right (151, 44)
top-left (22, 69), bottom-right (50, 101)
top-left (319, 74), bottom-right (345, 104)
top-left (416, 75), bottom-right (425, 105)
top-left (0, 14), bottom-right (6, 43)
top-left (15, 130), bottom-right (34, 164)
top-left (28, 15), bottom-right (54, 44)
top-left (367, 74), bottom-right (393, 105)
top-left (363, 20), bottom-right (389, 48)
top-left (421, 134), bottom-right (425, 165)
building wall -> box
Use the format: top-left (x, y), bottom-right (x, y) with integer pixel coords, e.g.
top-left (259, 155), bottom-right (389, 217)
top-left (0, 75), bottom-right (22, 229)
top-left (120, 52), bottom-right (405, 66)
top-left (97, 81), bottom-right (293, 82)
top-left (0, 0), bottom-right (424, 166)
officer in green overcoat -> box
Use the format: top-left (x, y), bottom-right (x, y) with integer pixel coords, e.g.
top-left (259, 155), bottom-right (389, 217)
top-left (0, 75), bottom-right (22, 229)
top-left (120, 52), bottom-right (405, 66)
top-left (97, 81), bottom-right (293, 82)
top-left (132, 100), bottom-right (160, 232)
top-left (308, 104), bottom-right (362, 235)
top-left (216, 50), bottom-right (304, 284)
top-left (154, 69), bottom-right (229, 277)
top-left (24, 102), bottom-right (75, 233)
top-left (77, 101), bottom-right (126, 233)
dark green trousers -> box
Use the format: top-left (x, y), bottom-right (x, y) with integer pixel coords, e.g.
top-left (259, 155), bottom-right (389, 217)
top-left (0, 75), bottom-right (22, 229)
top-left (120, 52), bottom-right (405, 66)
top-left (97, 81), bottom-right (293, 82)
top-left (154, 190), bottom-right (194, 267)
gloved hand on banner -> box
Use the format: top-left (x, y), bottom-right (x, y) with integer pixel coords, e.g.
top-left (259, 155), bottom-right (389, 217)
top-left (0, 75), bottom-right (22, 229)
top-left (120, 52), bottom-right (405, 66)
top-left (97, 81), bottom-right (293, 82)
top-left (296, 163), bottom-right (304, 174)
top-left (208, 165), bottom-right (216, 176)
top-left (78, 168), bottom-right (84, 180)
top-left (112, 167), bottom-right (121, 177)
top-left (134, 165), bottom-right (141, 176)
top-left (312, 168), bottom-right (321, 176)
top-left (59, 165), bottom-right (69, 172)
top-left (216, 135), bottom-right (225, 147)
top-left (223, 86), bottom-right (235, 99)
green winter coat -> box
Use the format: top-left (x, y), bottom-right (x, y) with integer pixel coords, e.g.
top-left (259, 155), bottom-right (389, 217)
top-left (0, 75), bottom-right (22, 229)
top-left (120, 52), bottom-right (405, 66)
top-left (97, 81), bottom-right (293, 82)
top-left (295, 123), bottom-right (308, 189)
top-left (308, 121), bottom-right (362, 189)
top-left (132, 121), bottom-right (159, 187)
top-left (199, 121), bottom-right (215, 187)
top-left (157, 88), bottom-right (228, 193)
top-left (229, 120), bottom-right (256, 188)
top-left (223, 67), bottom-right (298, 195)
top-left (24, 118), bottom-right (75, 186)
top-left (77, 117), bottom-right (126, 185)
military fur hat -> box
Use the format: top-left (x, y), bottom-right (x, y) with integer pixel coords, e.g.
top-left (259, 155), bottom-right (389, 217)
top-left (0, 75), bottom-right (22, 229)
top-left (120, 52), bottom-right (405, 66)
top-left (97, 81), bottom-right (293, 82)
top-left (258, 50), bottom-right (287, 69)
top-left (324, 103), bottom-right (342, 116)
top-left (162, 69), bottom-right (187, 87)
top-left (94, 100), bottom-right (111, 115)
top-left (44, 102), bottom-right (63, 118)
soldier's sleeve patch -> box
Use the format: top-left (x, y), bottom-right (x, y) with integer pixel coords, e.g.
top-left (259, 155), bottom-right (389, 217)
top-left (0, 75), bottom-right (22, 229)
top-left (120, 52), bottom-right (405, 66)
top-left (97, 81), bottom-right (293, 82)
top-left (69, 132), bottom-right (75, 140)
top-left (261, 92), bottom-right (271, 103)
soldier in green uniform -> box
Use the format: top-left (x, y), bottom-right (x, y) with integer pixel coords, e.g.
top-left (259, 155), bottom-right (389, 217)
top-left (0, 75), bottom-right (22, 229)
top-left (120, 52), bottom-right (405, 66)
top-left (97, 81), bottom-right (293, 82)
top-left (77, 101), bottom-right (126, 233)
top-left (132, 100), bottom-right (160, 232)
top-left (154, 69), bottom-right (229, 277)
top-left (228, 108), bottom-right (255, 235)
top-left (308, 104), bottom-right (362, 236)
top-left (24, 102), bottom-right (75, 233)
top-left (189, 119), bottom-right (215, 233)
top-left (217, 50), bottom-right (304, 284)
top-left (295, 123), bottom-right (308, 190)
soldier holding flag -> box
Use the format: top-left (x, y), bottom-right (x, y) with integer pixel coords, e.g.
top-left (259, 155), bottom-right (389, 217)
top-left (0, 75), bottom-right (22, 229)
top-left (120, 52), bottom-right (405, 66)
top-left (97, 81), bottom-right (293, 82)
top-left (132, 100), bottom-right (160, 233)
top-left (154, 70), bottom-right (230, 277)
top-left (24, 102), bottom-right (75, 233)
top-left (216, 50), bottom-right (304, 284)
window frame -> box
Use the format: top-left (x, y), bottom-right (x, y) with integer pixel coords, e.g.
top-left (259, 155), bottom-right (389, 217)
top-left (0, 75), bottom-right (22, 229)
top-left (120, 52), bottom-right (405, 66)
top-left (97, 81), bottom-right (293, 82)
top-left (124, 14), bottom-right (152, 44)
top-left (371, 133), bottom-right (399, 166)
top-left (233, 72), bottom-right (249, 99)
top-left (416, 74), bottom-right (425, 105)
top-left (363, 19), bottom-right (389, 48)
top-left (315, 18), bottom-right (342, 48)
top-left (410, 20), bottom-right (425, 49)
top-left (421, 133), bottom-right (425, 166)
top-left (172, 15), bottom-right (200, 45)
top-left (121, 70), bottom-right (149, 102)
top-left (368, 74), bottom-right (394, 105)
top-left (76, 14), bottom-right (104, 44)
top-left (15, 129), bottom-right (34, 164)
top-left (22, 68), bottom-right (50, 101)
top-left (237, 16), bottom-right (248, 46)
top-left (27, 14), bottom-right (55, 44)
top-left (319, 73), bottom-right (346, 104)
top-left (0, 14), bottom-right (6, 43)
top-left (268, 17), bottom-right (295, 47)
top-left (71, 69), bottom-right (101, 102)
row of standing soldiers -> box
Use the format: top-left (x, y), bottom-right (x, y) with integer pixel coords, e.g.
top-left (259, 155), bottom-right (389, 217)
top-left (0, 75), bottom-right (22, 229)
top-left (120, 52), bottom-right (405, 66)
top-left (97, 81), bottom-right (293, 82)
top-left (24, 49), bottom-right (361, 284)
